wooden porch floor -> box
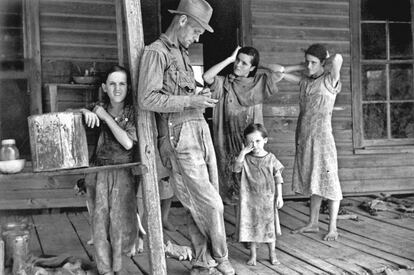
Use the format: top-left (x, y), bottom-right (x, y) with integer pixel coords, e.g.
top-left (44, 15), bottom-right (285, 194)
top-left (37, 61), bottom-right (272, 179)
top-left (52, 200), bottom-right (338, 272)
top-left (1, 195), bottom-right (414, 275)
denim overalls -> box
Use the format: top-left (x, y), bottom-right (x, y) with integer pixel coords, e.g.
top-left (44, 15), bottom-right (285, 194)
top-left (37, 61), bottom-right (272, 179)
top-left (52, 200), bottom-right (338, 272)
top-left (140, 35), bottom-right (229, 268)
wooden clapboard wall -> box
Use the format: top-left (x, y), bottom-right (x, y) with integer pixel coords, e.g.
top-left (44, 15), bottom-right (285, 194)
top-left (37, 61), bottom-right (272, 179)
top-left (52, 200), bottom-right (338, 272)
top-left (38, 0), bottom-right (159, 82)
top-left (38, 0), bottom-right (120, 83)
top-left (246, 0), bottom-right (414, 196)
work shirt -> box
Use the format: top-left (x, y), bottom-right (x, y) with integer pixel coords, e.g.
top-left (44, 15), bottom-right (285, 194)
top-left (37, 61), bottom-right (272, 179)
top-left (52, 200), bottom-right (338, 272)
top-left (138, 34), bottom-right (204, 140)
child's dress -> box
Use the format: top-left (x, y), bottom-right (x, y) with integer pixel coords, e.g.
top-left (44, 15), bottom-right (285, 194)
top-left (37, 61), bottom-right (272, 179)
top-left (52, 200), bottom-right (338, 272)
top-left (85, 103), bottom-right (138, 274)
top-left (233, 153), bottom-right (284, 243)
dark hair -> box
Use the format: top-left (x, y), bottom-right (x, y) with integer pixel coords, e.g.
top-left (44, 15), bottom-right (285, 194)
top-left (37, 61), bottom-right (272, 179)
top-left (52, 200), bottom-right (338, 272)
top-left (243, 123), bottom-right (268, 139)
top-left (104, 65), bottom-right (130, 85)
top-left (237, 46), bottom-right (260, 77)
top-left (304, 43), bottom-right (328, 63)
top-left (102, 65), bottom-right (133, 105)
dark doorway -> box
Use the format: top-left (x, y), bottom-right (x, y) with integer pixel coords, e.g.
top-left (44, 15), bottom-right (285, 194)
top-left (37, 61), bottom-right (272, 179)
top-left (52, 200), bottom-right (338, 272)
top-left (0, 0), bottom-right (31, 158)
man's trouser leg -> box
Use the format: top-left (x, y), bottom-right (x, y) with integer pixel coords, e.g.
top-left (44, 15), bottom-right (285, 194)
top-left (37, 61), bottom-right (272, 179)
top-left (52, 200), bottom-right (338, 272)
top-left (164, 120), bottom-right (229, 267)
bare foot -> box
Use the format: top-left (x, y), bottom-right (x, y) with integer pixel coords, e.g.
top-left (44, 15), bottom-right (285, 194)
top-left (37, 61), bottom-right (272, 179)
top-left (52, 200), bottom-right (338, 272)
top-left (323, 230), bottom-right (339, 241)
top-left (291, 224), bottom-right (319, 234)
top-left (270, 251), bottom-right (280, 265)
top-left (126, 243), bottom-right (137, 257)
top-left (163, 220), bottom-right (177, 231)
top-left (137, 236), bottom-right (144, 253)
top-left (247, 256), bottom-right (256, 266)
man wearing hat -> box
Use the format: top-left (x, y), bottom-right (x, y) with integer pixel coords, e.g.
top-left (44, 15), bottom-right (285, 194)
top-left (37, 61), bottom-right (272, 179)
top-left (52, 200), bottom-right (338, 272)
top-left (137, 0), bottom-right (235, 274)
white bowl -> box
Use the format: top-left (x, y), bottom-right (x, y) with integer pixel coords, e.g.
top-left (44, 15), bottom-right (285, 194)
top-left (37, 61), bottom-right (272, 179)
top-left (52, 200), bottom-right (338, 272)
top-left (0, 159), bottom-right (26, 174)
top-left (73, 76), bottom-right (100, 85)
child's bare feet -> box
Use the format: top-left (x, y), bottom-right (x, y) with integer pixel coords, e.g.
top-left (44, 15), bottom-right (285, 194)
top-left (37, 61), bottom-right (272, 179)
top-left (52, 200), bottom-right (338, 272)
top-left (291, 223), bottom-right (319, 234)
top-left (247, 242), bottom-right (257, 266)
top-left (323, 230), bottom-right (339, 241)
top-left (270, 251), bottom-right (280, 265)
top-left (247, 256), bottom-right (256, 266)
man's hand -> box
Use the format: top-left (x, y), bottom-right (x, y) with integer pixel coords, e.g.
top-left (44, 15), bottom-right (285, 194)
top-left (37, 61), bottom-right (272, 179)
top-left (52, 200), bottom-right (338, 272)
top-left (196, 87), bottom-right (212, 98)
top-left (189, 95), bottom-right (218, 109)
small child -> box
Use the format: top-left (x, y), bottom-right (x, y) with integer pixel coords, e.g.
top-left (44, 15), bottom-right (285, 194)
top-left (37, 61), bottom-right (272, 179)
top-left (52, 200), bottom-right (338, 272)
top-left (233, 123), bottom-right (284, 266)
top-left (79, 65), bottom-right (138, 275)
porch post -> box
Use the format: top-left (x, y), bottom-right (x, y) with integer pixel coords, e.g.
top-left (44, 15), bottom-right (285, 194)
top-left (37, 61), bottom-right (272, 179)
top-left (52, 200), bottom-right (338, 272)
top-left (25, 0), bottom-right (42, 114)
top-left (123, 0), bottom-right (167, 274)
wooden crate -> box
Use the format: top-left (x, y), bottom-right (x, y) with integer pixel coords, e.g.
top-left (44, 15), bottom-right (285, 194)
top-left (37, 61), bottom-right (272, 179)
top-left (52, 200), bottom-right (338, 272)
top-left (28, 112), bottom-right (89, 172)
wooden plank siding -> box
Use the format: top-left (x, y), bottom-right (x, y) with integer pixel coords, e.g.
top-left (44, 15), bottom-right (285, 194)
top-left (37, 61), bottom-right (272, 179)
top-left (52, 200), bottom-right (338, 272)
top-left (38, 0), bottom-right (159, 83)
top-left (39, 0), bottom-right (119, 83)
top-left (247, 0), bottom-right (414, 196)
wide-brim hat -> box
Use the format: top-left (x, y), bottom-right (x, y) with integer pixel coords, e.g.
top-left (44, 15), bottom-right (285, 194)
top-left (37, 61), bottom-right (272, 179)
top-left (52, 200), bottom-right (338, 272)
top-left (169, 0), bottom-right (214, 33)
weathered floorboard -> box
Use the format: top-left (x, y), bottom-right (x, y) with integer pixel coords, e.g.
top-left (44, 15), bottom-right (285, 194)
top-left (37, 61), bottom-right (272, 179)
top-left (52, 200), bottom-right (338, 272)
top-left (2, 196), bottom-right (414, 274)
top-left (171, 207), bottom-right (303, 275)
top-left (278, 208), bottom-right (398, 274)
top-left (223, 206), bottom-right (328, 274)
top-left (66, 211), bottom-right (145, 275)
top-left (31, 213), bottom-right (89, 259)
top-left (281, 204), bottom-right (414, 270)
top-left (343, 197), bottom-right (414, 231)
top-left (285, 202), bottom-right (414, 260)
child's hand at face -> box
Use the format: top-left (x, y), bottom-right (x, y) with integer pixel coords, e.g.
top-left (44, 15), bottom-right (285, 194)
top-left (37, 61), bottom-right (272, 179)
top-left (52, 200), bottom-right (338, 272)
top-left (81, 109), bottom-right (100, 128)
top-left (241, 141), bottom-right (254, 155)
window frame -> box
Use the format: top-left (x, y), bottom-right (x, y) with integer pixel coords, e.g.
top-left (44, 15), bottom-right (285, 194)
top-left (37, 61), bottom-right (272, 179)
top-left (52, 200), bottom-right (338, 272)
top-left (351, 0), bottom-right (414, 150)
